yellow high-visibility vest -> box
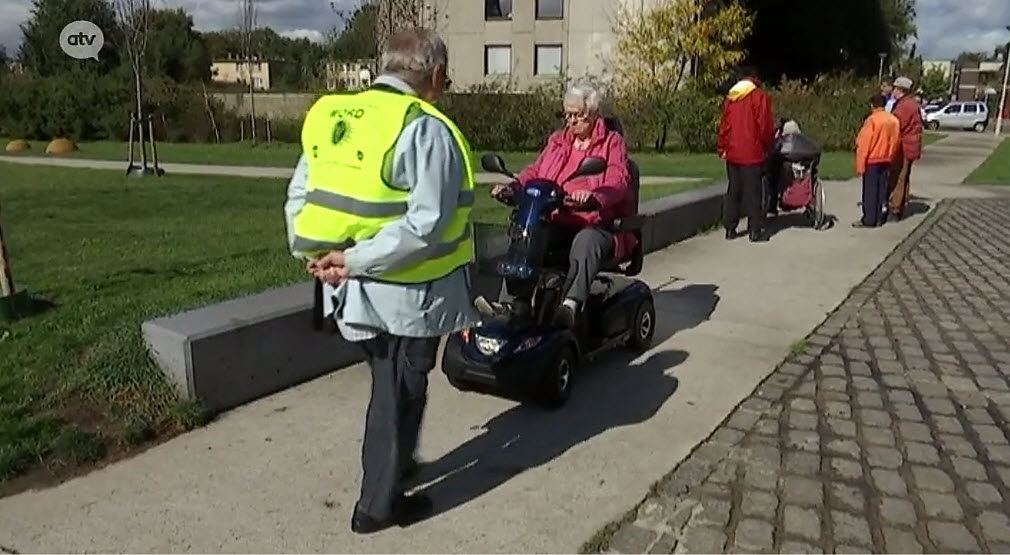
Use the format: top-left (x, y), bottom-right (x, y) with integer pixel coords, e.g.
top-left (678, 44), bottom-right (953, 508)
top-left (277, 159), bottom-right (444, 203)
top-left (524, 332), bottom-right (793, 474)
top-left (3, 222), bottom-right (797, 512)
top-left (292, 86), bottom-right (475, 283)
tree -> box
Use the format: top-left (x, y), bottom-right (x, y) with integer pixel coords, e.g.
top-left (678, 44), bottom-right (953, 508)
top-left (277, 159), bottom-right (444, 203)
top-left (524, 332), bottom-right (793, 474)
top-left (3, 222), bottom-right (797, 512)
top-left (144, 7), bottom-right (211, 83)
top-left (18, 0), bottom-right (121, 76)
top-left (327, 2), bottom-right (379, 61)
top-left (738, 0), bottom-right (892, 81)
top-left (880, 0), bottom-right (917, 59)
top-left (919, 65), bottom-right (951, 100)
top-left (113, 0), bottom-right (155, 174)
top-left (372, 0), bottom-right (429, 54)
top-left (611, 0), bottom-right (754, 150)
top-left (238, 0), bottom-right (258, 141)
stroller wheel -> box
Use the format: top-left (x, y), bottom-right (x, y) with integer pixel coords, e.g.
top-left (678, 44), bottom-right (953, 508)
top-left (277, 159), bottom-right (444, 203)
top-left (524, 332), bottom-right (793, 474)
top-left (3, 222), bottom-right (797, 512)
top-left (811, 179), bottom-right (826, 229)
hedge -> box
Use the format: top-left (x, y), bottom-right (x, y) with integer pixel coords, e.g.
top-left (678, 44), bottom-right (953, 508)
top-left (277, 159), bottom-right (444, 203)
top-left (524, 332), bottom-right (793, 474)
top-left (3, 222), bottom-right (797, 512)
top-left (0, 72), bottom-right (877, 153)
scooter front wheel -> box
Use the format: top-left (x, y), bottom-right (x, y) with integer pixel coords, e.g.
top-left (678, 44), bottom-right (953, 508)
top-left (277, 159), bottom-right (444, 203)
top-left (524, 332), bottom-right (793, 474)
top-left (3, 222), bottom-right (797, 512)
top-left (537, 345), bottom-right (575, 409)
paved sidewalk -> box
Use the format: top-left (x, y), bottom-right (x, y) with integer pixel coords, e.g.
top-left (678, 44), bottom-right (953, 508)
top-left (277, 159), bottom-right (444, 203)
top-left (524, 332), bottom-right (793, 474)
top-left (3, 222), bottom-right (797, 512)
top-left (0, 154), bottom-right (701, 186)
top-left (0, 133), bottom-right (999, 553)
top-left (595, 197), bottom-right (1010, 554)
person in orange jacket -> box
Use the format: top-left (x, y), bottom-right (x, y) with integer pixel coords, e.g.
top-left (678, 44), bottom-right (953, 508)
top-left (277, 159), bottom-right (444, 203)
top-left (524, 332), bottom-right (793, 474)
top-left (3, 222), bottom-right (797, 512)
top-left (853, 94), bottom-right (901, 228)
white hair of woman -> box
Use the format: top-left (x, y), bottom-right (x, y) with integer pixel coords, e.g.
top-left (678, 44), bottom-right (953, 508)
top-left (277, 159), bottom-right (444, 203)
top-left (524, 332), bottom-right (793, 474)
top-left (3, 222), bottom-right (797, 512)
top-left (379, 28), bottom-right (449, 92)
top-left (563, 83), bottom-right (604, 115)
top-left (782, 120), bottom-right (801, 136)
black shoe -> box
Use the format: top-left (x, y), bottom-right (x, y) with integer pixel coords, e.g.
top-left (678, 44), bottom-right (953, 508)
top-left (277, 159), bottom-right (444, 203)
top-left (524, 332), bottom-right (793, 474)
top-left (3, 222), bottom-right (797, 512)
top-left (725, 228), bottom-right (739, 240)
top-left (749, 230), bottom-right (768, 243)
top-left (887, 212), bottom-right (903, 223)
top-left (553, 303), bottom-right (576, 328)
top-left (351, 493), bottom-right (434, 534)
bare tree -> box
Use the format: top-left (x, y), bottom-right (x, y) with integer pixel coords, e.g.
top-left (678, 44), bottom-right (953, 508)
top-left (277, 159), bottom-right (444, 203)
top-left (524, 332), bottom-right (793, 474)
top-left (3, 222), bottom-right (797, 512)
top-left (373, 0), bottom-right (425, 55)
top-left (239, 0), bottom-right (258, 142)
top-left (113, 0), bottom-right (153, 173)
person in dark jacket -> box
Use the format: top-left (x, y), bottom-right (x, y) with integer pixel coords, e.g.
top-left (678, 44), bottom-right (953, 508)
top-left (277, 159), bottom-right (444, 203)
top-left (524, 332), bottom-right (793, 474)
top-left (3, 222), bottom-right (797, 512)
top-left (717, 66), bottom-right (776, 242)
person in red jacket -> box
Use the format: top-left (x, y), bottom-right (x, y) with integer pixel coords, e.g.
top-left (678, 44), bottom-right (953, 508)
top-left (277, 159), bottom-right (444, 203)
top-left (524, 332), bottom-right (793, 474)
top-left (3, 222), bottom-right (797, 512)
top-left (886, 76), bottom-right (923, 221)
top-left (717, 66), bottom-right (776, 242)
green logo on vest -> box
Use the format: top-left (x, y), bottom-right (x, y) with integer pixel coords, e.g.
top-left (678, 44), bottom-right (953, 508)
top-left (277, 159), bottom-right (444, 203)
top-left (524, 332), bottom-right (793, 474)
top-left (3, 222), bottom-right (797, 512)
top-left (332, 120), bottom-right (349, 145)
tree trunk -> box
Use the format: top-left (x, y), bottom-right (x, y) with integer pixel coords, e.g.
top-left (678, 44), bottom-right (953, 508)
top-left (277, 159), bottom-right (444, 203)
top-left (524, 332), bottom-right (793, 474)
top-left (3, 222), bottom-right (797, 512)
top-left (248, 61), bottom-right (257, 143)
top-left (135, 65), bottom-right (148, 170)
top-left (0, 198), bottom-right (13, 297)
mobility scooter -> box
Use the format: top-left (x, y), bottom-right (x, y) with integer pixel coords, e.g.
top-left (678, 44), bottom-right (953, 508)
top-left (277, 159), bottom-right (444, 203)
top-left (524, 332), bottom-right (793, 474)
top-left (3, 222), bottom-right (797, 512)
top-left (441, 124), bottom-right (656, 409)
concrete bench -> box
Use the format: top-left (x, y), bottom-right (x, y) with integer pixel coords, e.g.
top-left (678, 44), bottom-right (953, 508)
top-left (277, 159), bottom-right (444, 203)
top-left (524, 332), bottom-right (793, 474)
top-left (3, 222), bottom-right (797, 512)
top-left (141, 186), bottom-right (725, 414)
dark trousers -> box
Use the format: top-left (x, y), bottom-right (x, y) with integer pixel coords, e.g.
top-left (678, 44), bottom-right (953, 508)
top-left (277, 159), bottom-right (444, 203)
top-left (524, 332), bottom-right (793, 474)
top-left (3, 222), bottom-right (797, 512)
top-left (888, 154), bottom-right (913, 216)
top-left (724, 162), bottom-right (765, 234)
top-left (501, 226), bottom-right (614, 304)
top-left (861, 163), bottom-right (891, 226)
top-left (356, 333), bottom-right (441, 520)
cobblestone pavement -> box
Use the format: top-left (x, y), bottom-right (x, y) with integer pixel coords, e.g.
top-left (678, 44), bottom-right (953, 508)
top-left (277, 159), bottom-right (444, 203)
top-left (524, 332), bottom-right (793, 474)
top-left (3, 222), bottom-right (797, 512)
top-left (589, 198), bottom-right (1010, 554)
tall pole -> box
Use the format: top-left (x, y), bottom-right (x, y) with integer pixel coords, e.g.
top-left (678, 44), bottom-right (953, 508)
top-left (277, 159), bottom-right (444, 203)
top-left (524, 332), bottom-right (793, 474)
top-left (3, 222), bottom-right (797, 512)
top-left (997, 36), bottom-right (1010, 136)
top-left (878, 53), bottom-right (886, 82)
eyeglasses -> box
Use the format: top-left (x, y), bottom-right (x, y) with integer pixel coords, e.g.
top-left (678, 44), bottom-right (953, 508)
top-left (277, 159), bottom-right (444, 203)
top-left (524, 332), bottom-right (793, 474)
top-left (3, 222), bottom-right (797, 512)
top-left (563, 111), bottom-right (589, 121)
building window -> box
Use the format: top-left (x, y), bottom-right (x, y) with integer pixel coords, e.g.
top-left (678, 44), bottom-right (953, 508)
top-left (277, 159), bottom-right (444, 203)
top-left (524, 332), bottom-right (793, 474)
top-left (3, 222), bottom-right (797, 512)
top-left (534, 44), bottom-right (562, 76)
top-left (485, 45), bottom-right (512, 75)
top-left (485, 0), bottom-right (512, 20)
top-left (536, 0), bottom-right (563, 19)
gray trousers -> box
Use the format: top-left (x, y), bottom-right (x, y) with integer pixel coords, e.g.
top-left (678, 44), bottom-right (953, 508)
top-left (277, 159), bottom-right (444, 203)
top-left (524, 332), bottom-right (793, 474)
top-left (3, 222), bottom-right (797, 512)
top-left (356, 333), bottom-right (440, 519)
top-left (501, 226), bottom-right (614, 304)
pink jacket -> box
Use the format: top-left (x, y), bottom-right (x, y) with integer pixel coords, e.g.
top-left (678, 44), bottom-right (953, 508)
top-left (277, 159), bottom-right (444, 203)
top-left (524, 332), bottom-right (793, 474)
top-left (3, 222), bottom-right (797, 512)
top-left (511, 117), bottom-right (636, 261)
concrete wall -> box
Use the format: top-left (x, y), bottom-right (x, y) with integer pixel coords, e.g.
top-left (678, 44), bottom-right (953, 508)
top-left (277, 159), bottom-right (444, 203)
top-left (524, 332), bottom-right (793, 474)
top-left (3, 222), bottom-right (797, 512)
top-left (141, 185), bottom-right (725, 415)
top-left (212, 92), bottom-right (318, 120)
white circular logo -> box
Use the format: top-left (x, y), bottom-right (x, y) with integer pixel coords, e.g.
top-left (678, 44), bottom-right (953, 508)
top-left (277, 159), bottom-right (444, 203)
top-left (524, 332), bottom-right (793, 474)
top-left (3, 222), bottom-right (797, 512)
top-left (59, 20), bottom-right (105, 61)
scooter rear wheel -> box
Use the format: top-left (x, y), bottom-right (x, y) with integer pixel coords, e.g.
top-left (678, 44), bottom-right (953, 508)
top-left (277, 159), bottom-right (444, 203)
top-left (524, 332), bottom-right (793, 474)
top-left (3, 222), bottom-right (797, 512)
top-left (627, 297), bottom-right (656, 352)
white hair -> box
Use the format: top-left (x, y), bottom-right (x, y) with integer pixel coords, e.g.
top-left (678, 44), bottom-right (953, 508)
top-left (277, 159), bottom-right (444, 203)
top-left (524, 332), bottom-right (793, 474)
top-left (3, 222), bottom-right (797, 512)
top-left (782, 120), bottom-right (801, 136)
top-left (564, 83), bottom-right (603, 114)
top-left (380, 28), bottom-right (448, 88)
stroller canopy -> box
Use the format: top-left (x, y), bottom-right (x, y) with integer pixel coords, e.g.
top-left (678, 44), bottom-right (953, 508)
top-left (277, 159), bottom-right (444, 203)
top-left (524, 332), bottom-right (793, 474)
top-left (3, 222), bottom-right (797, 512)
top-left (779, 133), bottom-right (821, 163)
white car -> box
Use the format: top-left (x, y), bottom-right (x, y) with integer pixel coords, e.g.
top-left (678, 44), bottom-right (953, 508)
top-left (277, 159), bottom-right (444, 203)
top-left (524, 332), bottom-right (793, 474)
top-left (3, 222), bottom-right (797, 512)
top-left (924, 101), bottom-right (989, 132)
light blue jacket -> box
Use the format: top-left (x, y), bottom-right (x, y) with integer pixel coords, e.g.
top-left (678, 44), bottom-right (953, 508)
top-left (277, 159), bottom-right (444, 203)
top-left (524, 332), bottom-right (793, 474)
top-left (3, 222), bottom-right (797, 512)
top-left (283, 74), bottom-right (478, 341)
top-left (885, 93), bottom-right (896, 113)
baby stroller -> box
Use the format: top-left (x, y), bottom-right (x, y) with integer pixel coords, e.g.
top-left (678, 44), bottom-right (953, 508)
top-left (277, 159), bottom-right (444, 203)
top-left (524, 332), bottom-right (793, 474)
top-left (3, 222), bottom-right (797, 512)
top-left (763, 120), bottom-right (826, 230)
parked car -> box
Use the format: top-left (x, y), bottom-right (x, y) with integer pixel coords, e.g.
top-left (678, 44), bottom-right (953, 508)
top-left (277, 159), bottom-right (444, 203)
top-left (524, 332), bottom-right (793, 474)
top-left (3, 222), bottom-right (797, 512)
top-left (924, 101), bottom-right (989, 132)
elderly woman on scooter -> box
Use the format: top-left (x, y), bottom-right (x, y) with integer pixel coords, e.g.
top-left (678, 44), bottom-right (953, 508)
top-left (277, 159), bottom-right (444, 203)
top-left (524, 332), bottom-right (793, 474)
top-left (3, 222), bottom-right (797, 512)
top-left (476, 82), bottom-right (634, 328)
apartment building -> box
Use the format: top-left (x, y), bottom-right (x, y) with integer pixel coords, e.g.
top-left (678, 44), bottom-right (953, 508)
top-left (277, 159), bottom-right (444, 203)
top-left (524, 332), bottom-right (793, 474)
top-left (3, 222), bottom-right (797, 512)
top-left (436, 0), bottom-right (646, 90)
top-left (210, 57), bottom-right (280, 91)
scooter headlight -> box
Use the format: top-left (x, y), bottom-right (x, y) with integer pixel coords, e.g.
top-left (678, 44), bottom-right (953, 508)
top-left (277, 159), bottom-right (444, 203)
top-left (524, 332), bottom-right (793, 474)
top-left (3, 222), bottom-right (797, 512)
top-left (475, 334), bottom-right (507, 356)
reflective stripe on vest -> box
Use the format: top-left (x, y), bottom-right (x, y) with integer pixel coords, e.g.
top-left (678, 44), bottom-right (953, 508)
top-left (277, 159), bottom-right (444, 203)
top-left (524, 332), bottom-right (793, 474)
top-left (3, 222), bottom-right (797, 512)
top-left (292, 86), bottom-right (476, 284)
top-left (292, 224), bottom-right (472, 257)
top-left (304, 188), bottom-right (476, 218)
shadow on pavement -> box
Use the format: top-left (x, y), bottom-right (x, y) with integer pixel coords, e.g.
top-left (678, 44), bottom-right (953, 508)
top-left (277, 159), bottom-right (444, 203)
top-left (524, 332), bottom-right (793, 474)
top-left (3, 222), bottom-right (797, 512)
top-left (764, 210), bottom-right (837, 238)
top-left (414, 283), bottom-right (719, 520)
top-left (906, 197), bottom-right (932, 217)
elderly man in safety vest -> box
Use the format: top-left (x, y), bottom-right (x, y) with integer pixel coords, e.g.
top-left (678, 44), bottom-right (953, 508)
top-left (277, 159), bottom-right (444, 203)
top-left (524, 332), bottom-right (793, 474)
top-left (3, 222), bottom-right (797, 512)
top-left (284, 27), bottom-right (478, 534)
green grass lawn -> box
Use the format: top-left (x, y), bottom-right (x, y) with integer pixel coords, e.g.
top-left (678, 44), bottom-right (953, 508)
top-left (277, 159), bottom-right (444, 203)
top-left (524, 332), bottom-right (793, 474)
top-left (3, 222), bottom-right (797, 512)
top-left (3, 136), bottom-right (867, 179)
top-left (963, 136), bottom-right (1010, 184)
top-left (0, 161), bottom-right (706, 484)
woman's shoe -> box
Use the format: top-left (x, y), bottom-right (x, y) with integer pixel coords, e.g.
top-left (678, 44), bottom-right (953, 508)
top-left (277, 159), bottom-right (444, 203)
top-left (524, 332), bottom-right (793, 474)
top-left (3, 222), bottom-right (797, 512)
top-left (474, 296), bottom-right (507, 317)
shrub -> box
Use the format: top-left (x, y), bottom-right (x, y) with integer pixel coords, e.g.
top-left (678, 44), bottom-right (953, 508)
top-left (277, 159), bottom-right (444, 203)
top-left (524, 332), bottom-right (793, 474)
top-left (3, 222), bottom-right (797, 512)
top-left (0, 72), bottom-right (880, 154)
top-left (666, 86), bottom-right (722, 153)
top-left (769, 75), bottom-right (876, 151)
